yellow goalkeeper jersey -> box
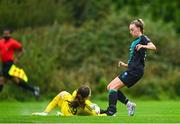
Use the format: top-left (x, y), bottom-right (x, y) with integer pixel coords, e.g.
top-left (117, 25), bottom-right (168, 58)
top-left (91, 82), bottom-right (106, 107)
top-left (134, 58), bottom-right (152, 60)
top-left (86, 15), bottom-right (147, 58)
top-left (57, 90), bottom-right (98, 116)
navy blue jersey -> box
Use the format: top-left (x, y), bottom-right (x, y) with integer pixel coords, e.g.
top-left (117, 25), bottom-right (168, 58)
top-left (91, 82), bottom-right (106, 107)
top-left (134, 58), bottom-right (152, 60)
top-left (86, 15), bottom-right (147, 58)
top-left (127, 35), bottom-right (150, 75)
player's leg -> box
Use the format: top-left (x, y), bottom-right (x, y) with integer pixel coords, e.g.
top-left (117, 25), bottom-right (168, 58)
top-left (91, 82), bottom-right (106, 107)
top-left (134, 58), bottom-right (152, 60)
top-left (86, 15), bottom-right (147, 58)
top-left (117, 90), bottom-right (136, 116)
top-left (117, 71), bottom-right (142, 116)
top-left (117, 90), bottom-right (129, 104)
top-left (2, 62), bottom-right (40, 98)
top-left (0, 76), bottom-right (4, 92)
top-left (105, 77), bottom-right (125, 116)
top-left (0, 84), bottom-right (3, 92)
top-left (44, 91), bottom-right (68, 113)
top-left (4, 62), bottom-right (40, 98)
top-left (32, 92), bottom-right (64, 116)
top-left (126, 101), bottom-right (136, 116)
top-left (119, 89), bottom-right (136, 116)
top-left (12, 77), bottom-right (40, 98)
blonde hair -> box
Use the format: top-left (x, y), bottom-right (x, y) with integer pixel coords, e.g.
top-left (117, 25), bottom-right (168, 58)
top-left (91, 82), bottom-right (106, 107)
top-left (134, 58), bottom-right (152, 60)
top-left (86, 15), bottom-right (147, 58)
top-left (130, 19), bottom-right (144, 33)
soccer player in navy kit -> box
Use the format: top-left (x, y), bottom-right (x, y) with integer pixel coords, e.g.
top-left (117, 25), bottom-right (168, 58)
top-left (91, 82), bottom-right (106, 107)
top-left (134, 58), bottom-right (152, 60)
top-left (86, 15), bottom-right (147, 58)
top-left (101, 19), bottom-right (156, 116)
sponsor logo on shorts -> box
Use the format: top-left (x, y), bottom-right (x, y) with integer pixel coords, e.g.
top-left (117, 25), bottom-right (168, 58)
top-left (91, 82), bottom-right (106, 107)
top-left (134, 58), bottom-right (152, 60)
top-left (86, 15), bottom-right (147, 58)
top-left (122, 72), bottom-right (128, 79)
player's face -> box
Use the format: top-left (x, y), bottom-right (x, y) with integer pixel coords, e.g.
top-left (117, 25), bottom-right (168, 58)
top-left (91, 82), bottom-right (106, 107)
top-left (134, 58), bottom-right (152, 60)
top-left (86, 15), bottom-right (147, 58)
top-left (129, 24), bottom-right (141, 38)
top-left (3, 30), bottom-right (11, 41)
top-left (3, 31), bottom-right (11, 37)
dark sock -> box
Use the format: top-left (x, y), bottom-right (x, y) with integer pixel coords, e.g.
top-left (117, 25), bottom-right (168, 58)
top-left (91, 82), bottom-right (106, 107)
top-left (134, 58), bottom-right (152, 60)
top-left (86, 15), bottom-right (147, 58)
top-left (117, 90), bottom-right (129, 105)
top-left (0, 85), bottom-right (3, 92)
top-left (18, 81), bottom-right (35, 92)
top-left (106, 89), bottom-right (118, 115)
top-left (109, 90), bottom-right (118, 106)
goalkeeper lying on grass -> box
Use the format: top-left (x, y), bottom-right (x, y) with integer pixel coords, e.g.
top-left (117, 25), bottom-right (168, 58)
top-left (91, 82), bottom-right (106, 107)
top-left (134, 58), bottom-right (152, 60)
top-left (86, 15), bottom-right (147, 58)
top-left (32, 85), bottom-right (106, 116)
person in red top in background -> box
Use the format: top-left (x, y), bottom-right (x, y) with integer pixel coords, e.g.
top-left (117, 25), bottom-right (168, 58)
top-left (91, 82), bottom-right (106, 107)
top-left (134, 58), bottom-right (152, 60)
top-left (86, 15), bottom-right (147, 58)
top-left (0, 29), bottom-right (40, 99)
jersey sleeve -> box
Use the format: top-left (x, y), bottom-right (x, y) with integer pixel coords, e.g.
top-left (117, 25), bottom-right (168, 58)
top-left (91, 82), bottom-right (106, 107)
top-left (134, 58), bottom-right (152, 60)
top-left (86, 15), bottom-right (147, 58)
top-left (12, 39), bottom-right (22, 49)
top-left (137, 36), bottom-right (150, 54)
top-left (141, 35), bottom-right (151, 45)
top-left (83, 100), bottom-right (97, 115)
top-left (71, 90), bottom-right (77, 99)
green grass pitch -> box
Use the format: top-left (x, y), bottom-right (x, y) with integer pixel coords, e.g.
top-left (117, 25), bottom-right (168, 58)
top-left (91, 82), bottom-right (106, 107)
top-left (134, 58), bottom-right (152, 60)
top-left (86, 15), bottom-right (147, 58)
top-left (0, 100), bottom-right (180, 123)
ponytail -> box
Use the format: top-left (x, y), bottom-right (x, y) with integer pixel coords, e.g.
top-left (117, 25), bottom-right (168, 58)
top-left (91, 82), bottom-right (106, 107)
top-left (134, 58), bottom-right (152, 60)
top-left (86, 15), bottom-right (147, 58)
top-left (68, 86), bottom-right (90, 110)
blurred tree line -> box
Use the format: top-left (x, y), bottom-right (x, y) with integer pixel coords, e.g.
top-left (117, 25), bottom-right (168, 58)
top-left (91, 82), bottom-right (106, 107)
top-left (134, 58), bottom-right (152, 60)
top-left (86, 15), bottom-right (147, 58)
top-left (0, 0), bottom-right (179, 32)
top-left (0, 0), bottom-right (179, 100)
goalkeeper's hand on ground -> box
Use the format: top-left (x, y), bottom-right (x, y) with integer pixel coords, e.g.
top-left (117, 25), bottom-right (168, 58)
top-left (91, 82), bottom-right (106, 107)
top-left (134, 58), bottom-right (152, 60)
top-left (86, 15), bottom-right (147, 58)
top-left (90, 103), bottom-right (100, 114)
top-left (32, 112), bottom-right (48, 116)
top-left (56, 111), bottom-right (64, 116)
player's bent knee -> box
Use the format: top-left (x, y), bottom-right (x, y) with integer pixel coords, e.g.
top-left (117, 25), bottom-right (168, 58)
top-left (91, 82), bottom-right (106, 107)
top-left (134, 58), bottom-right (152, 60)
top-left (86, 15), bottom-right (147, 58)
top-left (107, 85), bottom-right (110, 90)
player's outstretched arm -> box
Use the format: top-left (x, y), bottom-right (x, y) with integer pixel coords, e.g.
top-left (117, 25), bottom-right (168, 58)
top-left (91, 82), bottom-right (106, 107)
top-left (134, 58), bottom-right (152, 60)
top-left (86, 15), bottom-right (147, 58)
top-left (32, 112), bottom-right (48, 116)
top-left (136, 42), bottom-right (156, 51)
top-left (118, 61), bottom-right (128, 68)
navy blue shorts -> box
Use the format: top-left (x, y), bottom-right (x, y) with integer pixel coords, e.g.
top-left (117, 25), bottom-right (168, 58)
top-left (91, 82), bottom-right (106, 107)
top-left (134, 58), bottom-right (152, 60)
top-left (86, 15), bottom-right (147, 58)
top-left (118, 71), bottom-right (143, 88)
top-left (2, 61), bottom-right (14, 79)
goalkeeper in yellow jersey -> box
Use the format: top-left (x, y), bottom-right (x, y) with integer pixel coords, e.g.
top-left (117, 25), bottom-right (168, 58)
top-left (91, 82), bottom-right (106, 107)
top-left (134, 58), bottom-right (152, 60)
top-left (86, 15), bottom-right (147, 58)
top-left (32, 85), bottom-right (106, 116)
